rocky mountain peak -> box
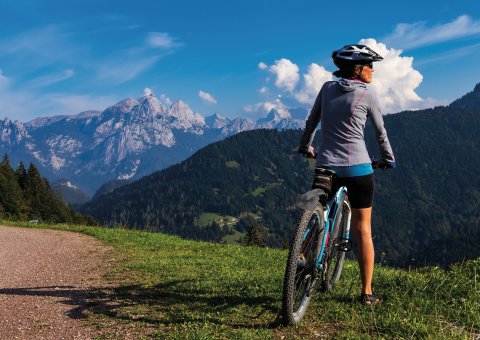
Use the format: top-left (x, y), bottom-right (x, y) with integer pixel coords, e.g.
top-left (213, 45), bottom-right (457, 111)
top-left (169, 100), bottom-right (193, 116)
top-left (205, 113), bottom-right (230, 129)
top-left (1, 118), bottom-right (30, 145)
top-left (168, 100), bottom-right (205, 129)
top-left (268, 108), bottom-right (291, 121)
top-left (25, 115), bottom-right (68, 129)
top-left (138, 93), bottom-right (166, 117)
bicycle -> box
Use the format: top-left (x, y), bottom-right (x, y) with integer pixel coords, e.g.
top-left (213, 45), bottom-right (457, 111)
top-left (282, 157), bottom-right (388, 325)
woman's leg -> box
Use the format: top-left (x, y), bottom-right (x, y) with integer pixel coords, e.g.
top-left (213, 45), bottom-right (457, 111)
top-left (350, 207), bottom-right (374, 295)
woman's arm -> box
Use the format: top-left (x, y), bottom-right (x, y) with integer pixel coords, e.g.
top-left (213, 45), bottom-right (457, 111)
top-left (368, 92), bottom-right (396, 165)
top-left (299, 87), bottom-right (323, 153)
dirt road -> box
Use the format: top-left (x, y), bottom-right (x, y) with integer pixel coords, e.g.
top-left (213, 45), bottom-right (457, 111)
top-left (0, 226), bottom-right (113, 339)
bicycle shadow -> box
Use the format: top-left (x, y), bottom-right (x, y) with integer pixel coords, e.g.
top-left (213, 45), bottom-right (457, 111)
top-left (0, 280), bottom-right (282, 329)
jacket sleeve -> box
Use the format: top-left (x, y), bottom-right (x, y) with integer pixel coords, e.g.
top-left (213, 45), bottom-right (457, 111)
top-left (299, 87), bottom-right (323, 151)
top-left (368, 92), bottom-right (396, 164)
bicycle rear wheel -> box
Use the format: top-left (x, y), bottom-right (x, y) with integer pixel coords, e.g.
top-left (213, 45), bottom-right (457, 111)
top-left (322, 193), bottom-right (351, 292)
top-left (282, 204), bottom-right (325, 325)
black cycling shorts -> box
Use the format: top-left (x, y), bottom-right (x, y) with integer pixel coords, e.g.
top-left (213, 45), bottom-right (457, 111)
top-left (330, 174), bottom-right (374, 209)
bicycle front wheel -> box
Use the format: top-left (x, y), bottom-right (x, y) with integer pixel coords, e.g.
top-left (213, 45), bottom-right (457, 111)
top-left (282, 204), bottom-right (325, 325)
top-left (322, 192), bottom-right (351, 292)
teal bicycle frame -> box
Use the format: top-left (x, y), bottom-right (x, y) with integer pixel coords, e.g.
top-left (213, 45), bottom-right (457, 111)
top-left (314, 186), bottom-right (351, 270)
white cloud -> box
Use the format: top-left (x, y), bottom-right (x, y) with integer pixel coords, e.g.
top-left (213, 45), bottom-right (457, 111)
top-left (258, 59), bottom-right (331, 106)
top-left (26, 69), bottom-right (75, 88)
top-left (143, 88), bottom-right (153, 96)
top-left (261, 58), bottom-right (300, 92)
top-left (258, 62), bottom-right (268, 70)
top-left (0, 25), bottom-right (81, 65)
top-left (243, 98), bottom-right (290, 119)
top-left (146, 32), bottom-right (182, 49)
top-left (42, 93), bottom-right (117, 115)
top-left (0, 85), bottom-right (117, 121)
top-left (359, 38), bottom-right (426, 113)
top-left (97, 55), bottom-right (160, 84)
top-left (259, 86), bottom-right (269, 94)
top-left (97, 32), bottom-right (182, 84)
top-left (384, 15), bottom-right (480, 49)
top-left (294, 64), bottom-right (332, 104)
top-left (256, 39), bottom-right (442, 114)
top-left (159, 94), bottom-right (172, 106)
top-left (198, 90), bottom-right (217, 104)
top-left (414, 42), bottom-right (480, 66)
top-left (262, 98), bottom-right (290, 118)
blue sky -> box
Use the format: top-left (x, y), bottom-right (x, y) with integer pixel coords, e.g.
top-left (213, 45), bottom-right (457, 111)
top-left (1, 0), bottom-right (480, 121)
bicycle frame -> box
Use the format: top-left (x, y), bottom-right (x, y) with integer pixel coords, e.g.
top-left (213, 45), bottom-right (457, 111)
top-left (315, 186), bottom-right (351, 270)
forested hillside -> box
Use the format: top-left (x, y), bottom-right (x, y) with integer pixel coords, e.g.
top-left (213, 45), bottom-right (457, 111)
top-left (0, 155), bottom-right (94, 224)
top-left (81, 129), bottom-right (310, 244)
top-left (81, 104), bottom-right (480, 268)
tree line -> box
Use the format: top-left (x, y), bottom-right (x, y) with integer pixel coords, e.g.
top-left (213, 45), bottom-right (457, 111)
top-left (0, 154), bottom-right (94, 224)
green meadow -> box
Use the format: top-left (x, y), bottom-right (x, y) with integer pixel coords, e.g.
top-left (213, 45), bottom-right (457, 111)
top-left (3, 221), bottom-right (479, 339)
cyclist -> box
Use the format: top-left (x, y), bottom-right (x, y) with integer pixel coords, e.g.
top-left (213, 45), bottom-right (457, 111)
top-left (298, 44), bottom-right (396, 305)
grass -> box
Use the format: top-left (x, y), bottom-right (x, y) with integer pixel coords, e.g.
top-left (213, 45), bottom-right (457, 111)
top-left (252, 183), bottom-right (282, 197)
top-left (225, 160), bottom-right (240, 169)
top-left (251, 187), bottom-right (267, 197)
top-left (2, 220), bottom-right (479, 339)
top-left (197, 212), bottom-right (238, 227)
top-left (222, 229), bottom-right (245, 244)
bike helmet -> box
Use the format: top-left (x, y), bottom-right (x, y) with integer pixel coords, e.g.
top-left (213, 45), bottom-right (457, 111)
top-left (332, 44), bottom-right (383, 68)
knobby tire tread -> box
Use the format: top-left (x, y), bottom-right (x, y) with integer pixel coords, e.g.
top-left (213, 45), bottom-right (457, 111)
top-left (282, 204), bottom-right (324, 325)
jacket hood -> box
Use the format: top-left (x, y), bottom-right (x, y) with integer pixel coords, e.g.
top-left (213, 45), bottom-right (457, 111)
top-left (337, 78), bottom-right (367, 93)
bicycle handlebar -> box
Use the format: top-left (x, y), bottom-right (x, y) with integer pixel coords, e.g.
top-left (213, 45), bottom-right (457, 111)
top-left (299, 147), bottom-right (395, 170)
top-left (371, 160), bottom-right (396, 170)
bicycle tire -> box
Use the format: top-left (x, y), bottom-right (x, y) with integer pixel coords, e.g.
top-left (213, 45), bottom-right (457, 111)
top-left (322, 192), bottom-right (350, 291)
top-left (282, 204), bottom-right (325, 325)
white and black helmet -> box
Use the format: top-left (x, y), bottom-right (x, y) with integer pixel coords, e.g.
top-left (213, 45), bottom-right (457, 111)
top-left (332, 44), bottom-right (383, 68)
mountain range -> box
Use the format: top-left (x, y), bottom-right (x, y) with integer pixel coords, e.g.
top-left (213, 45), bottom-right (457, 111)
top-left (0, 93), bottom-right (306, 197)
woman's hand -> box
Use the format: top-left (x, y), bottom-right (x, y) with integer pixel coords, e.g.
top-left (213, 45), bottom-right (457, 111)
top-left (298, 146), bottom-right (317, 159)
top-left (307, 146), bottom-right (316, 158)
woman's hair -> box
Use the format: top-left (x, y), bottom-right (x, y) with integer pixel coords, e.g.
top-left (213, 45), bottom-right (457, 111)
top-left (333, 65), bottom-right (357, 79)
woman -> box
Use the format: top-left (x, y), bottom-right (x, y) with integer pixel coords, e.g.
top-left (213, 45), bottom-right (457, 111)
top-left (298, 44), bottom-right (396, 305)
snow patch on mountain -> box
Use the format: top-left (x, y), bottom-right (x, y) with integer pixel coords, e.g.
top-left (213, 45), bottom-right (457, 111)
top-left (50, 151), bottom-right (65, 170)
top-left (46, 135), bottom-right (82, 156)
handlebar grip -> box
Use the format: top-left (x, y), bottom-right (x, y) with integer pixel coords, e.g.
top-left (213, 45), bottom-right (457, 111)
top-left (372, 160), bottom-right (396, 170)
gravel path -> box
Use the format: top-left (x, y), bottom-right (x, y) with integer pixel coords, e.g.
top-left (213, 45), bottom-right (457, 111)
top-left (0, 226), bottom-right (114, 339)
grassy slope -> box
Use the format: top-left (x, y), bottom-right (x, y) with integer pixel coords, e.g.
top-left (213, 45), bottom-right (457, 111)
top-left (3, 221), bottom-right (479, 339)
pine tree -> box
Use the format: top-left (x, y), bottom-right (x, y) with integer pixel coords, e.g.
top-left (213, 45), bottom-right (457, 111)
top-left (244, 223), bottom-right (264, 247)
top-left (24, 163), bottom-right (57, 221)
top-left (16, 161), bottom-right (27, 190)
top-left (0, 154), bottom-right (23, 218)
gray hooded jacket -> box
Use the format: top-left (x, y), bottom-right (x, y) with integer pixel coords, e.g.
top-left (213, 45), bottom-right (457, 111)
top-left (299, 79), bottom-right (395, 167)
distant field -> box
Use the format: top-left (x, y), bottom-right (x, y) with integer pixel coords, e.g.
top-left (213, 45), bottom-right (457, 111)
top-left (222, 229), bottom-right (245, 244)
top-left (251, 182), bottom-right (282, 197)
top-left (197, 212), bottom-right (238, 227)
top-left (3, 221), bottom-right (479, 339)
